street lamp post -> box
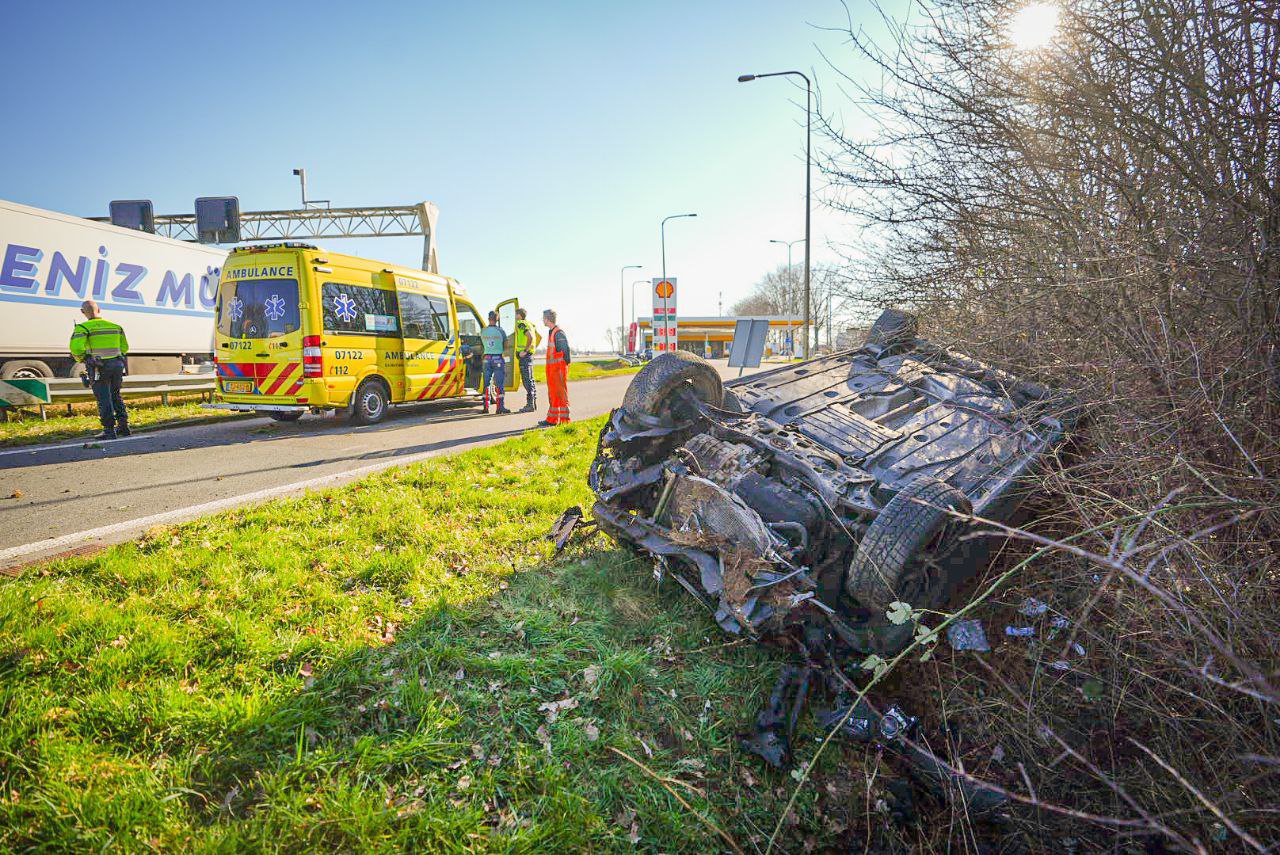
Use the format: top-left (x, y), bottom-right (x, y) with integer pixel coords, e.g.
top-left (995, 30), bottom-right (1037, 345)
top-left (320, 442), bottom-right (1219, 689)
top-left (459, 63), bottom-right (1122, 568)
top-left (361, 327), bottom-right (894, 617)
top-left (738, 70), bottom-right (812, 358)
top-left (770, 238), bottom-right (805, 352)
top-left (659, 213), bottom-right (697, 353)
top-left (619, 264), bottom-right (642, 354)
top-left (630, 279), bottom-right (649, 329)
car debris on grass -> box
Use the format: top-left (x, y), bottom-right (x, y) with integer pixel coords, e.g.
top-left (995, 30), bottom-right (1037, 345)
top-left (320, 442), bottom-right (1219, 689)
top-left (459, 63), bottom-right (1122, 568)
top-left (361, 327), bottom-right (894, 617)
top-left (568, 308), bottom-right (1074, 797)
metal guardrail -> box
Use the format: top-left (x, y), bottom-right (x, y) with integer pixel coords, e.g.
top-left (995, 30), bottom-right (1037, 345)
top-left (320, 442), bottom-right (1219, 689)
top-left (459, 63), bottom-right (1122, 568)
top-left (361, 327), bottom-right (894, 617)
top-left (0, 374), bottom-right (217, 419)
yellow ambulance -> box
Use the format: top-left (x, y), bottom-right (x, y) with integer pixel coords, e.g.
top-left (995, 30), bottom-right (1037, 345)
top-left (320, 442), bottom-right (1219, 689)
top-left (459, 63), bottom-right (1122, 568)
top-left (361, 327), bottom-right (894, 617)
top-left (210, 243), bottom-right (519, 423)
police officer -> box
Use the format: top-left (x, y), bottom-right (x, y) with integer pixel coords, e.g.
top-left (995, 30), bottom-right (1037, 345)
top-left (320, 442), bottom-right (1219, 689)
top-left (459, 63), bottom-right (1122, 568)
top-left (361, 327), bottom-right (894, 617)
top-left (480, 310), bottom-right (511, 415)
top-left (513, 307), bottom-right (542, 413)
top-left (70, 300), bottom-right (130, 439)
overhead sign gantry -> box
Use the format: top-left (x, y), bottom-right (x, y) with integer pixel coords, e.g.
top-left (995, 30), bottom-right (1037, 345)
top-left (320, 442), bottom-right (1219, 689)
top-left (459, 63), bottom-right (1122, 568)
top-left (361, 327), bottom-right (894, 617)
top-left (94, 198), bottom-right (441, 273)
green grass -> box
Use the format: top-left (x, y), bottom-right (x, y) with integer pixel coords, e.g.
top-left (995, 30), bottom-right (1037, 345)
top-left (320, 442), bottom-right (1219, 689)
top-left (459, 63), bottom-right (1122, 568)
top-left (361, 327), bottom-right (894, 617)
top-left (0, 395), bottom-right (240, 448)
top-left (0, 416), bottom-right (858, 852)
top-left (532, 358), bottom-right (640, 385)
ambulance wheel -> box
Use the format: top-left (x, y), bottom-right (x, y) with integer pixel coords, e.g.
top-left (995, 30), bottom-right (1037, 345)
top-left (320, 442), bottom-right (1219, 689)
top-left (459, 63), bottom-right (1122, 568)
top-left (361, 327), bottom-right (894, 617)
top-left (268, 411), bottom-right (304, 422)
top-left (350, 379), bottom-right (389, 425)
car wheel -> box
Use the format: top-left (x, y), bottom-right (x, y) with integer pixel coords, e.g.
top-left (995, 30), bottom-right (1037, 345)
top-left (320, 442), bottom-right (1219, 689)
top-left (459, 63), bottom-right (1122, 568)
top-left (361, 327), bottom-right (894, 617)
top-left (844, 477), bottom-right (972, 653)
top-left (350, 379), bottom-right (389, 424)
top-left (621, 351), bottom-right (723, 425)
top-left (1, 360), bottom-right (55, 379)
top-left (866, 308), bottom-right (918, 350)
top-left (268, 411), bottom-right (304, 422)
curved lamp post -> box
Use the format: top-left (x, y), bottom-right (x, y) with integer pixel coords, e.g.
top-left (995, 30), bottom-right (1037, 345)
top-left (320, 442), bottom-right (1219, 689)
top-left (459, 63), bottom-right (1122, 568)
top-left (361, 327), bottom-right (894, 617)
top-left (739, 70), bottom-right (812, 358)
top-left (619, 264), bottom-right (642, 354)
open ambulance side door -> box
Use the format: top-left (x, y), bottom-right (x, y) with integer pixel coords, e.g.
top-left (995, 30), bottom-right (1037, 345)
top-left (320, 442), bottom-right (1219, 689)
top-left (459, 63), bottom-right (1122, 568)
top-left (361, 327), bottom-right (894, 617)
top-left (495, 297), bottom-right (521, 393)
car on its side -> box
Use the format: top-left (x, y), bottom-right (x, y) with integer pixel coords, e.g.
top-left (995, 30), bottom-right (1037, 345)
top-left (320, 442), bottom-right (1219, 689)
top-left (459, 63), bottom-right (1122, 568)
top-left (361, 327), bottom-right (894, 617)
top-left (589, 309), bottom-right (1071, 653)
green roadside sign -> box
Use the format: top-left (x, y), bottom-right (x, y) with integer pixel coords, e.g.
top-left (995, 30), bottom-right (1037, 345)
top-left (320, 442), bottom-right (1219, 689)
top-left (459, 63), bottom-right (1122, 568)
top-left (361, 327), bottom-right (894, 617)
top-left (0, 379), bottom-right (52, 407)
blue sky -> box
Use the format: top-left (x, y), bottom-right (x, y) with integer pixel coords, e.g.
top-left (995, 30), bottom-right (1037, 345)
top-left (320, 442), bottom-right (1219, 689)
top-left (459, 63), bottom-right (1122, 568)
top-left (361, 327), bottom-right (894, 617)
top-left (1, 1), bottom-right (900, 347)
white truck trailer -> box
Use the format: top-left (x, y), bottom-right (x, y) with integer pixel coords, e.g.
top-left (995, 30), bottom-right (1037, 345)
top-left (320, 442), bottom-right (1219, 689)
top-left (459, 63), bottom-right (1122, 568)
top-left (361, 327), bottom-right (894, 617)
top-left (0, 199), bottom-right (229, 378)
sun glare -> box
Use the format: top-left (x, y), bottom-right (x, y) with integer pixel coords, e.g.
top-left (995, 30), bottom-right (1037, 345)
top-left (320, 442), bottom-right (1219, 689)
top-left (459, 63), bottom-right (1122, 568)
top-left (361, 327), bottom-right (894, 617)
top-left (1009, 2), bottom-right (1060, 51)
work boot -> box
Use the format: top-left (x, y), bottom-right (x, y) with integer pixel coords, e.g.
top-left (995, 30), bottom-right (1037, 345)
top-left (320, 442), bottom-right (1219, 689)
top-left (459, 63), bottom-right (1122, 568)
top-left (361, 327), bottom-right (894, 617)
top-left (117, 424), bottom-right (131, 437)
top-left (519, 402), bottom-right (536, 413)
top-left (482, 405), bottom-right (490, 414)
top-left (94, 430), bottom-right (117, 440)
top-left (496, 407), bottom-right (511, 415)
top-left (536, 419), bottom-right (553, 428)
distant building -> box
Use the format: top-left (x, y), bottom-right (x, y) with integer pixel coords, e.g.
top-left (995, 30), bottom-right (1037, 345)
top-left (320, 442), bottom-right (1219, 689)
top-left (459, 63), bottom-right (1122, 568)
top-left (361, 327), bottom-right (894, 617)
top-left (635, 315), bottom-right (807, 358)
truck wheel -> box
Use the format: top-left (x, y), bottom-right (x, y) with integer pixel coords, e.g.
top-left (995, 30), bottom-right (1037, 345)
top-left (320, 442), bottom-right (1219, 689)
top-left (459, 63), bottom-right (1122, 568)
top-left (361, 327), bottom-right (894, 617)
top-left (866, 309), bottom-right (918, 350)
top-left (350, 379), bottom-right (389, 425)
top-left (1, 360), bottom-right (55, 380)
top-left (267, 411), bottom-right (304, 423)
top-left (621, 351), bottom-right (723, 425)
top-left (844, 477), bottom-right (972, 653)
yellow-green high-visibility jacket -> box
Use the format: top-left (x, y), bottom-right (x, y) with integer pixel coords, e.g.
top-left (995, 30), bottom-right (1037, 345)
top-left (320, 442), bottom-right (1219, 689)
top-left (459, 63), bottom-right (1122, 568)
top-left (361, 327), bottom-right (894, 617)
top-left (70, 318), bottom-right (129, 361)
top-left (514, 318), bottom-right (542, 354)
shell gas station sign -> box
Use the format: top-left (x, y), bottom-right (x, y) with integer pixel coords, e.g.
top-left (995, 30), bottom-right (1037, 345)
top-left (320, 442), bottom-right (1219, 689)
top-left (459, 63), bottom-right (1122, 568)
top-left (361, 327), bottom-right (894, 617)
top-left (651, 277), bottom-right (677, 352)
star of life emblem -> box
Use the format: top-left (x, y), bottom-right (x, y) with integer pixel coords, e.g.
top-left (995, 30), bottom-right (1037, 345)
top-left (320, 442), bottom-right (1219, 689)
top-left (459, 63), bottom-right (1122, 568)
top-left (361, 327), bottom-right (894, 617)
top-left (264, 294), bottom-right (287, 321)
top-left (334, 293), bottom-right (358, 323)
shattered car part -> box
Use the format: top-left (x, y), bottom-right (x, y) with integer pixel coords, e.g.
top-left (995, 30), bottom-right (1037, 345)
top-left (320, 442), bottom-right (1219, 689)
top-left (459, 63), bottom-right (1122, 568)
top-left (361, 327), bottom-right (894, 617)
top-left (546, 505), bottom-right (595, 554)
top-left (739, 665), bottom-right (813, 768)
top-left (815, 694), bottom-right (1008, 814)
top-left (589, 309), bottom-right (1072, 654)
top-left (946, 618), bottom-right (991, 652)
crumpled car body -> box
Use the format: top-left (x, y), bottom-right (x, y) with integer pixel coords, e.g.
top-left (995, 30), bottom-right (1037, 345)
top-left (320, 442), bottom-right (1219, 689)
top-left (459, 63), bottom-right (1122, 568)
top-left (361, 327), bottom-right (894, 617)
top-left (589, 310), bottom-right (1070, 653)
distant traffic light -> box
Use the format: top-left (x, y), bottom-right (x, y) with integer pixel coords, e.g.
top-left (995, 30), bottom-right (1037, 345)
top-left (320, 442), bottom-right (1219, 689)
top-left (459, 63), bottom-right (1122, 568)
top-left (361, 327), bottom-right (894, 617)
top-left (194, 196), bottom-right (240, 244)
top-left (109, 200), bottom-right (155, 233)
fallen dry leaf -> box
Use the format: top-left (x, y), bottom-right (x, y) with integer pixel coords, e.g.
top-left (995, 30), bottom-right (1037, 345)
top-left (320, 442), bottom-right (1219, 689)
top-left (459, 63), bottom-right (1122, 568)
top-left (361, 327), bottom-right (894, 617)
top-left (537, 696), bottom-right (579, 723)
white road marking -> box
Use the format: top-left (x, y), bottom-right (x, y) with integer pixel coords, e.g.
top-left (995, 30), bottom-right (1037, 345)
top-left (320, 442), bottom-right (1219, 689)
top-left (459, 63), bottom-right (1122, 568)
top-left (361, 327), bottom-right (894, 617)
top-left (0, 432), bottom-right (155, 458)
top-left (0, 435), bottom-right (504, 569)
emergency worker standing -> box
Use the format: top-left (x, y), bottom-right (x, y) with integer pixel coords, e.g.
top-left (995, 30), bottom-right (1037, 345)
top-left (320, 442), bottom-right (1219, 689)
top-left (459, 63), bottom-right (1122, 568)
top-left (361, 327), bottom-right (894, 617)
top-left (70, 300), bottom-right (131, 439)
top-left (480, 310), bottom-right (511, 414)
top-left (538, 309), bottom-right (571, 427)
top-left (513, 307), bottom-right (542, 413)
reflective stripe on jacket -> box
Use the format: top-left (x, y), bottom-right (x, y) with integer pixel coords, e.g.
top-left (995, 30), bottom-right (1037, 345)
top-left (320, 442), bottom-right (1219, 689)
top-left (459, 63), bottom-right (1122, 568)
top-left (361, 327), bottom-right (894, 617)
top-left (70, 318), bottom-right (129, 360)
top-left (546, 325), bottom-right (567, 366)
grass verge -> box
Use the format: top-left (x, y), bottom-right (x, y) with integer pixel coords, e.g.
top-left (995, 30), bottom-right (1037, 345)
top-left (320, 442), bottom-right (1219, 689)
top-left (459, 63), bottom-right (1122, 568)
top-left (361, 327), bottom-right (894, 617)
top-left (0, 416), bottom-right (873, 852)
top-left (533, 358), bottom-right (640, 385)
top-left (0, 395), bottom-right (240, 448)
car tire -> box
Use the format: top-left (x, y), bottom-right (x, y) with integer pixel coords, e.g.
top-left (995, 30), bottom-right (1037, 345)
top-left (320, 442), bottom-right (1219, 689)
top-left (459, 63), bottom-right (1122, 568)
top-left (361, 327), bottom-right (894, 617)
top-left (267, 411), bottom-right (304, 422)
top-left (844, 477), bottom-right (972, 652)
top-left (866, 308), bottom-right (918, 350)
top-left (1, 360), bottom-right (55, 380)
top-left (350, 379), bottom-right (389, 425)
top-left (621, 351), bottom-right (723, 425)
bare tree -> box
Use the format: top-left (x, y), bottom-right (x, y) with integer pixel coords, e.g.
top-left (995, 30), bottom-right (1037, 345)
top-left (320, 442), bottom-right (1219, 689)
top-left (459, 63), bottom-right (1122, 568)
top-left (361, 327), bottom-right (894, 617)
top-left (813, 0), bottom-right (1280, 847)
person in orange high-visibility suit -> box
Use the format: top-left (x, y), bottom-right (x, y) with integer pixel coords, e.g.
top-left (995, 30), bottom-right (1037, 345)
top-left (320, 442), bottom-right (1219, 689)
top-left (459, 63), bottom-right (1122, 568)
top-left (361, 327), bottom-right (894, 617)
top-left (537, 308), bottom-right (571, 427)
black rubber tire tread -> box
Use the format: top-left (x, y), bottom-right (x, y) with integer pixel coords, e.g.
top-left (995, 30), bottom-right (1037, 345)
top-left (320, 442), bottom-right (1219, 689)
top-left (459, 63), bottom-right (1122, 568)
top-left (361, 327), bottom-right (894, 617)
top-left (268, 411), bottom-right (304, 422)
top-left (865, 308), bottom-right (918, 349)
top-left (621, 351), bottom-right (723, 424)
top-left (845, 476), bottom-right (972, 611)
top-left (350, 378), bottom-right (389, 425)
top-left (721, 388), bottom-right (745, 413)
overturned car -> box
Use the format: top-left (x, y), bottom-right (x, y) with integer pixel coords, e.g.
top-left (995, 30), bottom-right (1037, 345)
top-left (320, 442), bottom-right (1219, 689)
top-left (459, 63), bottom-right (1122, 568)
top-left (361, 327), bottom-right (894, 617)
top-left (589, 310), bottom-right (1071, 654)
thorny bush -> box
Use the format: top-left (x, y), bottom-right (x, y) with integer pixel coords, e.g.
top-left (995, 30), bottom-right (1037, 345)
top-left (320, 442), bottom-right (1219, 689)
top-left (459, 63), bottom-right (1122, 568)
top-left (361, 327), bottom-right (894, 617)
top-left (817, 0), bottom-right (1280, 849)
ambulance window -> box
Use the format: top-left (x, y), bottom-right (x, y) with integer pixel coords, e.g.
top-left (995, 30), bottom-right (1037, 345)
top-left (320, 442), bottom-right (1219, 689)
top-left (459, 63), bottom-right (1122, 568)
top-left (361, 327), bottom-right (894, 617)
top-left (218, 277), bottom-right (300, 338)
top-left (400, 293), bottom-right (451, 341)
top-left (400, 293), bottom-right (431, 339)
top-left (429, 297), bottom-right (454, 338)
top-left (322, 282), bottom-right (399, 336)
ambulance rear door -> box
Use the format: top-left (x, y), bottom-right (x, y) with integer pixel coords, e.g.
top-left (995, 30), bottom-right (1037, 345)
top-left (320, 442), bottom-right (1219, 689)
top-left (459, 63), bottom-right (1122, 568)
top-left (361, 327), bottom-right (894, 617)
top-left (495, 297), bottom-right (521, 393)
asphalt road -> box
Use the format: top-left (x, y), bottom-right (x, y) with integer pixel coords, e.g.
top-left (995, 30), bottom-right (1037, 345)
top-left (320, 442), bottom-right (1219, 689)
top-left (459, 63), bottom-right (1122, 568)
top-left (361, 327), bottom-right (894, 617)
top-left (0, 361), bottom-right (760, 571)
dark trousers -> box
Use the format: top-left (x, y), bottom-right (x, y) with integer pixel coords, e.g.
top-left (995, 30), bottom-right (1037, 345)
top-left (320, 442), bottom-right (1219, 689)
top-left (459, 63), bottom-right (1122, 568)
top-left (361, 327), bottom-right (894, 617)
top-left (518, 354), bottom-right (536, 406)
top-left (92, 358), bottom-right (128, 433)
